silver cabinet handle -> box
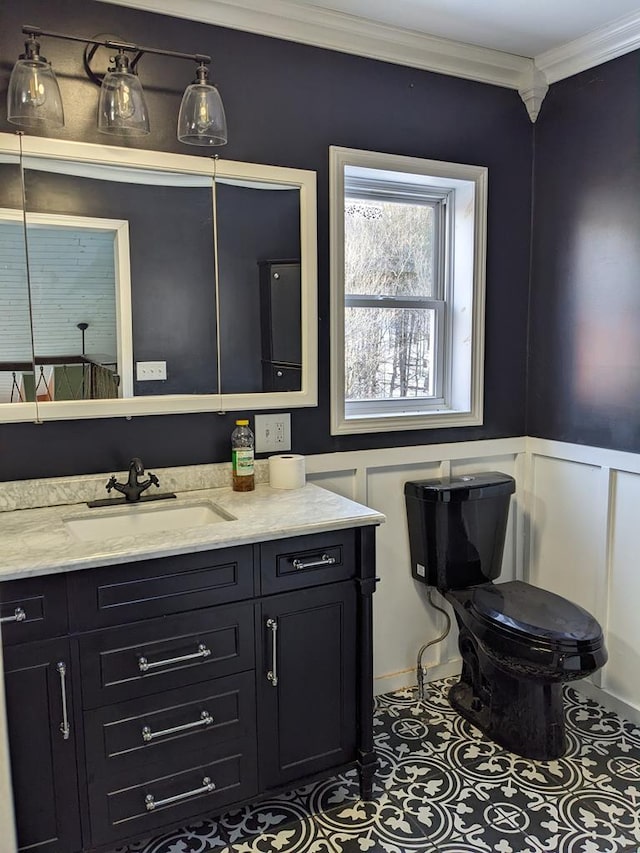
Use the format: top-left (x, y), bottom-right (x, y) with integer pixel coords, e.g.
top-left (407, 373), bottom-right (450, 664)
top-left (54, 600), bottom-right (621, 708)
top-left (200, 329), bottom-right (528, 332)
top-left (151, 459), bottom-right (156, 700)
top-left (145, 776), bottom-right (216, 811)
top-left (142, 710), bottom-right (213, 743)
top-left (292, 553), bottom-right (336, 571)
top-left (266, 618), bottom-right (278, 687)
top-left (138, 643), bottom-right (211, 673)
top-left (0, 607), bottom-right (26, 625)
top-left (57, 662), bottom-right (70, 741)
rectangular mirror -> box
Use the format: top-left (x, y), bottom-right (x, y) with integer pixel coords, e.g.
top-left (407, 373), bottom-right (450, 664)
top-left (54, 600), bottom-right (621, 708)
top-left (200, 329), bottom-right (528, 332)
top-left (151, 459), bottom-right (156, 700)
top-left (0, 133), bottom-right (317, 422)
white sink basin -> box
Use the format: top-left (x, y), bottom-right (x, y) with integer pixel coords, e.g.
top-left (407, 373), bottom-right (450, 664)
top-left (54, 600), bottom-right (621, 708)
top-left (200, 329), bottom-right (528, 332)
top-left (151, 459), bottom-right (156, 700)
top-left (64, 500), bottom-right (235, 542)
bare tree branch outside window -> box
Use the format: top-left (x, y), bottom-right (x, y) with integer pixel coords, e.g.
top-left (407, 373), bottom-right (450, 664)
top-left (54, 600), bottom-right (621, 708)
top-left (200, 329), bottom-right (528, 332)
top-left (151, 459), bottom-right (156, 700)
top-left (344, 199), bottom-right (436, 401)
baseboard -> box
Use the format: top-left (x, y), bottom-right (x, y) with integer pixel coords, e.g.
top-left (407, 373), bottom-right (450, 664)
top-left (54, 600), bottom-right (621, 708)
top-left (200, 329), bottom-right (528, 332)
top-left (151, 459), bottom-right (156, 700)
top-left (574, 680), bottom-right (640, 726)
top-left (374, 659), bottom-right (461, 696)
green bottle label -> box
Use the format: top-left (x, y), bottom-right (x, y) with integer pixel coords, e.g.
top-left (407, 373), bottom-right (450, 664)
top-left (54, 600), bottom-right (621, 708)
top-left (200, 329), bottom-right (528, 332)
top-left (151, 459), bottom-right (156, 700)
top-left (233, 448), bottom-right (254, 476)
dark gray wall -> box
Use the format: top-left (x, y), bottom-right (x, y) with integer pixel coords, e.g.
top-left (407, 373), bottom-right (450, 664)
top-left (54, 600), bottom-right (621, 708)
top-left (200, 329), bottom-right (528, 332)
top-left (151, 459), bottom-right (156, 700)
top-left (0, 0), bottom-right (532, 480)
top-left (529, 51), bottom-right (640, 452)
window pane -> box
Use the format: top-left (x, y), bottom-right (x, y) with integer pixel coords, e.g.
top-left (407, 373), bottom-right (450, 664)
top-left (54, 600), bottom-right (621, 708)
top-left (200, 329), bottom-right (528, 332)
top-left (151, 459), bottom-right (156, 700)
top-left (344, 199), bottom-right (435, 298)
top-left (345, 306), bottom-right (435, 400)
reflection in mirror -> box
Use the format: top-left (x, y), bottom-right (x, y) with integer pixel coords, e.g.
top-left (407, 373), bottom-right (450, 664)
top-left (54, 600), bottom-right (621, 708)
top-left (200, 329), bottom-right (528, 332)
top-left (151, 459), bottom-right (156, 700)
top-left (23, 159), bottom-right (217, 399)
top-left (24, 212), bottom-right (128, 401)
top-left (0, 159), bottom-right (35, 408)
top-left (0, 132), bottom-right (317, 422)
top-left (216, 180), bottom-right (301, 394)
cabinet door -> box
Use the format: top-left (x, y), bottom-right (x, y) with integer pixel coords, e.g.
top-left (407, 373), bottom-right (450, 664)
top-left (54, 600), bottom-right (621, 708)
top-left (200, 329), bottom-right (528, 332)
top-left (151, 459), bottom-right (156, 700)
top-left (3, 638), bottom-right (81, 853)
top-left (258, 583), bottom-right (357, 790)
top-left (259, 262), bottom-right (301, 366)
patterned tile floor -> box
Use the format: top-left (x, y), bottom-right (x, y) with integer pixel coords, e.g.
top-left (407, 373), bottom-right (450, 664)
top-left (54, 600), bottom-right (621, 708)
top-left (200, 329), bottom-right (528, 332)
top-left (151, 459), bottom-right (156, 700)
top-left (114, 678), bottom-right (640, 853)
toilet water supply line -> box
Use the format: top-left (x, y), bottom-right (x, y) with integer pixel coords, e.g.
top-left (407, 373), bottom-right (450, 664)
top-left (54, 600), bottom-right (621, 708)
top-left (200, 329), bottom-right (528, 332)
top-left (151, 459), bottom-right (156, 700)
top-left (416, 589), bottom-right (452, 701)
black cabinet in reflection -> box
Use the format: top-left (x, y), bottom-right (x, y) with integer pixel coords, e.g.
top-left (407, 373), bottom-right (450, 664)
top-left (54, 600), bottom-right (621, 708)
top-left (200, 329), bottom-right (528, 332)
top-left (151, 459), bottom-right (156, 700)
top-left (259, 261), bottom-right (301, 392)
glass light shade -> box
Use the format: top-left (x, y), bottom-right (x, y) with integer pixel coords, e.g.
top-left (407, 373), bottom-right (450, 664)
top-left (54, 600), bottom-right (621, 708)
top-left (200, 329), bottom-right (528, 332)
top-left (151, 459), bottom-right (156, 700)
top-left (98, 66), bottom-right (150, 136)
top-left (7, 57), bottom-right (65, 128)
top-left (177, 81), bottom-right (227, 146)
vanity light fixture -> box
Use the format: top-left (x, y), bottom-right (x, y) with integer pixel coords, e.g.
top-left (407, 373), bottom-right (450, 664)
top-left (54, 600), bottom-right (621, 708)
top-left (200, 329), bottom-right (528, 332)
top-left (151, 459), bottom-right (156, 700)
top-left (7, 25), bottom-right (228, 146)
top-left (7, 31), bottom-right (65, 128)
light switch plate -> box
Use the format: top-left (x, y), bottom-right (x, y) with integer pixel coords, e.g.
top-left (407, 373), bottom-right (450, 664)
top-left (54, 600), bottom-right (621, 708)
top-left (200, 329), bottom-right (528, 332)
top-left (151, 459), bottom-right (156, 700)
top-left (255, 413), bottom-right (291, 453)
top-left (136, 361), bottom-right (167, 381)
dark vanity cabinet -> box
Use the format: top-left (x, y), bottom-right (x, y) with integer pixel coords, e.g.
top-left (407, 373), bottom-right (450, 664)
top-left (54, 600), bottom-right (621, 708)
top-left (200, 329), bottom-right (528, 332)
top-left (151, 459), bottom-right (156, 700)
top-left (0, 526), bottom-right (377, 852)
top-left (0, 580), bottom-right (81, 853)
top-left (259, 261), bottom-right (302, 392)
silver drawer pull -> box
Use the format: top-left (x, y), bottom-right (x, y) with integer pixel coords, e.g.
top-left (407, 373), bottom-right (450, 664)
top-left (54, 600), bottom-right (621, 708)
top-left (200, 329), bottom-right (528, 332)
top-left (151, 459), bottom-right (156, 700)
top-left (138, 643), bottom-right (211, 673)
top-left (0, 607), bottom-right (26, 625)
top-left (266, 617), bottom-right (278, 687)
top-left (145, 776), bottom-right (216, 811)
top-left (57, 662), bottom-right (70, 741)
top-left (292, 553), bottom-right (336, 571)
top-left (142, 710), bottom-right (213, 743)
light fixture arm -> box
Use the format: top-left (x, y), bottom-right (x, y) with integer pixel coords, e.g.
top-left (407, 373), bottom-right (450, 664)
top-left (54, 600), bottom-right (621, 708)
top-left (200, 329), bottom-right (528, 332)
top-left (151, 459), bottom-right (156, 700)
top-left (20, 24), bottom-right (212, 82)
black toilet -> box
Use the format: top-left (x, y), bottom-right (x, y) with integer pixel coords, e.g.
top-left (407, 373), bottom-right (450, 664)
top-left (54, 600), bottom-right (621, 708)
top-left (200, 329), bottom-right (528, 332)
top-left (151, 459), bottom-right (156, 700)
top-left (405, 472), bottom-right (607, 760)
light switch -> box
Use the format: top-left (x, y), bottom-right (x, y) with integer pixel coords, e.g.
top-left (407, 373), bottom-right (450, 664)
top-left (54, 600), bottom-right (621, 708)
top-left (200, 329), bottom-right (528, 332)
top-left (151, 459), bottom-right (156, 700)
top-left (136, 361), bottom-right (167, 381)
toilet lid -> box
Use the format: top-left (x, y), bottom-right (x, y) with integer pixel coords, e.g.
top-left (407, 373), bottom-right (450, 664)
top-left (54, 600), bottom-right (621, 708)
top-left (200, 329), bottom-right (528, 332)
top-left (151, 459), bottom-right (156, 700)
top-left (470, 581), bottom-right (604, 651)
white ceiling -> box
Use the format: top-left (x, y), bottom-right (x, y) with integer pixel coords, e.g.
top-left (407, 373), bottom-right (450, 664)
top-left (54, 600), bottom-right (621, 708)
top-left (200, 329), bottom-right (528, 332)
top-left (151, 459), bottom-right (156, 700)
top-left (103, 0), bottom-right (640, 111)
top-left (282, 0), bottom-right (640, 58)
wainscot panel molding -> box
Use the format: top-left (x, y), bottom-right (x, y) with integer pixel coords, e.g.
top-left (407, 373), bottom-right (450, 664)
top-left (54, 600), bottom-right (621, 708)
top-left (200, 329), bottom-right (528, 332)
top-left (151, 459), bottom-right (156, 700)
top-left (525, 437), bottom-right (640, 724)
top-left (304, 436), bottom-right (640, 724)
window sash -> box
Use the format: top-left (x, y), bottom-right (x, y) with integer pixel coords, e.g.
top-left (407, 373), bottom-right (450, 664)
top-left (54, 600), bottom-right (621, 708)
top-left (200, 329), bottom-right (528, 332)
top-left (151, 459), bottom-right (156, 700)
top-left (344, 186), bottom-right (448, 302)
top-left (344, 298), bottom-right (445, 403)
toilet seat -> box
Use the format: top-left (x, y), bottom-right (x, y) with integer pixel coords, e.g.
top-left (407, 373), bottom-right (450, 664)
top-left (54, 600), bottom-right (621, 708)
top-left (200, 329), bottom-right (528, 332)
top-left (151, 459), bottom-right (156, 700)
top-left (467, 580), bottom-right (604, 653)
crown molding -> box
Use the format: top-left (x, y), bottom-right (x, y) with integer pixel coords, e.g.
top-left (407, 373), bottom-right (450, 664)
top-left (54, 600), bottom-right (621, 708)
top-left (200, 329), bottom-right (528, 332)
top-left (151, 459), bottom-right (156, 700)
top-left (100, 0), bottom-right (533, 91)
top-left (535, 9), bottom-right (640, 84)
top-left (518, 67), bottom-right (549, 122)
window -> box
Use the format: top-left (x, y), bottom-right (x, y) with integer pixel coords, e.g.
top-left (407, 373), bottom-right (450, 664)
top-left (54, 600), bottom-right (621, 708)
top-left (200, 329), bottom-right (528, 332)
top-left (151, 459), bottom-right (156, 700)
top-left (330, 147), bottom-right (487, 435)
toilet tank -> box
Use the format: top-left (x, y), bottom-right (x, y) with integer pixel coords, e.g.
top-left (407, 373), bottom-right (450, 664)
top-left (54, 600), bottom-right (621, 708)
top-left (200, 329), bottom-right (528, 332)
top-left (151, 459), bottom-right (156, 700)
top-left (405, 472), bottom-right (515, 591)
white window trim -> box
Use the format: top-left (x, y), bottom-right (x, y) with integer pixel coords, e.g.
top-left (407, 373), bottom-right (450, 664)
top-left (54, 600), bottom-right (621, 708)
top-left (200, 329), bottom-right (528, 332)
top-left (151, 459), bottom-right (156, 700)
top-left (329, 146), bottom-right (487, 436)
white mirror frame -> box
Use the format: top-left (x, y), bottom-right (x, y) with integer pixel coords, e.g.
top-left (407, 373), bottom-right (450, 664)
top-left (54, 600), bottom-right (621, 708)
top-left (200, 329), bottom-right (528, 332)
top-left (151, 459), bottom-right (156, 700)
top-left (0, 132), bottom-right (318, 423)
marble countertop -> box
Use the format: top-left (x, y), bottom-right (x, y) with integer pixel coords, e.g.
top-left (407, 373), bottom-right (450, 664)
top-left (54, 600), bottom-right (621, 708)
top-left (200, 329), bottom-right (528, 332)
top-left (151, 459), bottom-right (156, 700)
top-left (0, 482), bottom-right (385, 582)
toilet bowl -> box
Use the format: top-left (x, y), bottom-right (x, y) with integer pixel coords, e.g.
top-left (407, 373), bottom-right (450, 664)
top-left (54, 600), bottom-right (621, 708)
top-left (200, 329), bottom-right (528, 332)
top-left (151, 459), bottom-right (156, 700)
top-left (405, 473), bottom-right (607, 760)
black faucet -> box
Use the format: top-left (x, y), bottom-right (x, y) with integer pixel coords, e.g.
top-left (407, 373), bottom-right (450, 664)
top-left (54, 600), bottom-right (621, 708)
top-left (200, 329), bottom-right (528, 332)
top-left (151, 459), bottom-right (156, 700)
top-left (106, 458), bottom-right (160, 502)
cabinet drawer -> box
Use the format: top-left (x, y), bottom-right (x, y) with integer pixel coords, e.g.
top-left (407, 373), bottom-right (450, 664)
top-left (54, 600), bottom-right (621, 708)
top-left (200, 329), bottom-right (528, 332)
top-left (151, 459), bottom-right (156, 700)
top-left (87, 740), bottom-right (257, 847)
top-left (260, 530), bottom-right (356, 594)
top-left (0, 575), bottom-right (68, 645)
top-left (69, 545), bottom-right (254, 630)
top-left (85, 672), bottom-right (255, 777)
top-left (79, 603), bottom-right (255, 708)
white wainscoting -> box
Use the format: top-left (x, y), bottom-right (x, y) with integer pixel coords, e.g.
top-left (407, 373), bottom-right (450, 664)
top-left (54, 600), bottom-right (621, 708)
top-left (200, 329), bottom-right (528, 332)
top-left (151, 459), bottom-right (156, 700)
top-left (527, 438), bottom-right (640, 723)
top-left (304, 436), bottom-right (640, 724)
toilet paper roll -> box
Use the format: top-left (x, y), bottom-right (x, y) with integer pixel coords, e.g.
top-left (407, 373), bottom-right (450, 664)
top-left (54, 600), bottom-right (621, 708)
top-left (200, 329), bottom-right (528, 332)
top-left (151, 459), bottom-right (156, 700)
top-left (269, 454), bottom-right (306, 490)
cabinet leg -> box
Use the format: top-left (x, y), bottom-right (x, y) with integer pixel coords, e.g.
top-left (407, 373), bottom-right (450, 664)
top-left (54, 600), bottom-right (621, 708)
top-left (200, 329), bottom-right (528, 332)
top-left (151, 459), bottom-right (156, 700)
top-left (358, 749), bottom-right (378, 801)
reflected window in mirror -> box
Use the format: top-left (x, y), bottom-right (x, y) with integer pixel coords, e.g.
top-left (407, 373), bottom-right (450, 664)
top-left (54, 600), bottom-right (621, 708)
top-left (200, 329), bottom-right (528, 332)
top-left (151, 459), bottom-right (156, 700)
top-left (0, 214), bottom-right (33, 404)
top-left (24, 216), bottom-right (126, 401)
top-left (0, 157), bottom-right (35, 409)
top-left (23, 160), bottom-right (217, 397)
